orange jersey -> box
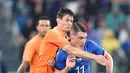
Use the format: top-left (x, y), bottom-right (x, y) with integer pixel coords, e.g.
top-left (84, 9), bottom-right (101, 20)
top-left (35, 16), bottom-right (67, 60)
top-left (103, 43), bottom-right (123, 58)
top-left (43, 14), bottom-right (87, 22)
top-left (35, 27), bottom-right (70, 73)
top-left (23, 35), bottom-right (43, 73)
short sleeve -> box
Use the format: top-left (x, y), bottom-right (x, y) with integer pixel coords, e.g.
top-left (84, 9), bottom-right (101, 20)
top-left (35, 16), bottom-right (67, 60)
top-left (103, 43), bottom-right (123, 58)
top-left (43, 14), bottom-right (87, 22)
top-left (45, 30), bottom-right (69, 48)
top-left (23, 42), bottom-right (35, 62)
top-left (85, 40), bottom-right (104, 55)
top-left (55, 49), bottom-right (68, 70)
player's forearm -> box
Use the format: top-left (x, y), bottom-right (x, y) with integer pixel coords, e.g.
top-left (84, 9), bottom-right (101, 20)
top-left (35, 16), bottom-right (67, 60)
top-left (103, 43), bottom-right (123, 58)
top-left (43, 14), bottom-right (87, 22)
top-left (107, 66), bottom-right (113, 73)
top-left (107, 59), bottom-right (113, 73)
top-left (17, 61), bottom-right (29, 73)
top-left (62, 67), bottom-right (71, 73)
top-left (54, 67), bottom-right (70, 73)
top-left (17, 65), bottom-right (26, 73)
top-left (63, 44), bottom-right (96, 60)
top-left (104, 51), bottom-right (113, 73)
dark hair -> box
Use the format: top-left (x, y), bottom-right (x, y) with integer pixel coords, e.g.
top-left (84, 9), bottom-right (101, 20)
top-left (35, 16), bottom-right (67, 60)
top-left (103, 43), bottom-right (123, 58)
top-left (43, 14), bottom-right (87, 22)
top-left (37, 16), bottom-right (50, 25)
top-left (57, 8), bottom-right (74, 19)
top-left (38, 16), bottom-right (50, 21)
top-left (71, 22), bottom-right (87, 34)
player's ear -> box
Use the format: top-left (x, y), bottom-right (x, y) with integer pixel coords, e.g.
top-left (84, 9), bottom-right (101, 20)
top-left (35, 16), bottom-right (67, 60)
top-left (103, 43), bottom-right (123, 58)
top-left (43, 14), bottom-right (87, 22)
top-left (49, 21), bottom-right (52, 29)
top-left (70, 31), bottom-right (74, 39)
top-left (49, 24), bottom-right (51, 29)
top-left (56, 18), bottom-right (60, 24)
top-left (36, 25), bottom-right (39, 31)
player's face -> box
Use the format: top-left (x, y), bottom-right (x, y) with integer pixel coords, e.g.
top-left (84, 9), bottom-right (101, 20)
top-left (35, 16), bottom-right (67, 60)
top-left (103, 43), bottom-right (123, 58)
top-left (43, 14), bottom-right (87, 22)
top-left (58, 15), bottom-right (73, 32)
top-left (71, 32), bottom-right (87, 49)
top-left (37, 20), bottom-right (51, 37)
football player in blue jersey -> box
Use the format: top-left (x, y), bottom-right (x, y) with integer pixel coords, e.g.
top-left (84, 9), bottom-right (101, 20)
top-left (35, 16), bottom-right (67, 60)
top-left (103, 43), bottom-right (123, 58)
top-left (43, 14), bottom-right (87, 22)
top-left (54, 22), bottom-right (113, 73)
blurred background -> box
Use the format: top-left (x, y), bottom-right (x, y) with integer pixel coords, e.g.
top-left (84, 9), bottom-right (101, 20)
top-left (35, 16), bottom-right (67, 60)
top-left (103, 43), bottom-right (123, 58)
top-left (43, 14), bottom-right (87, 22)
top-left (0, 0), bottom-right (130, 73)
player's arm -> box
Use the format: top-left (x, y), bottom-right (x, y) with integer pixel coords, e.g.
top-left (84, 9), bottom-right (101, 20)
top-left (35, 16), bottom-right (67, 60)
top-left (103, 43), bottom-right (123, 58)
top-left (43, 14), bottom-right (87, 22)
top-left (17, 60), bottom-right (29, 73)
top-left (54, 55), bottom-right (76, 73)
top-left (47, 31), bottom-right (108, 66)
top-left (62, 44), bottom-right (108, 66)
top-left (104, 51), bottom-right (113, 73)
top-left (54, 67), bottom-right (70, 73)
top-left (17, 42), bottom-right (35, 73)
top-left (86, 40), bottom-right (113, 72)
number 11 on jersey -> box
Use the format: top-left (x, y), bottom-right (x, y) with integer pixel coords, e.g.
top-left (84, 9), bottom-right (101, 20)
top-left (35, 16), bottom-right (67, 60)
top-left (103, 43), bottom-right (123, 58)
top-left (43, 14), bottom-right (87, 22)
top-left (75, 65), bottom-right (84, 73)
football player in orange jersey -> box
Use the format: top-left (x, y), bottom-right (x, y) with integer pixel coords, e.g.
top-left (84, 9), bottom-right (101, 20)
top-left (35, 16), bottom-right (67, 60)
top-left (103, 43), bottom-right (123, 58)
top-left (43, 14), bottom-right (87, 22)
top-left (17, 16), bottom-right (51, 73)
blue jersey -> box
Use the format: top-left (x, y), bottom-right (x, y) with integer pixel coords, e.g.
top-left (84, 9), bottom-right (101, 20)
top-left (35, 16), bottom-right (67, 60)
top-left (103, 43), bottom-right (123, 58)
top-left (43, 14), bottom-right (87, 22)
top-left (55, 40), bottom-right (104, 73)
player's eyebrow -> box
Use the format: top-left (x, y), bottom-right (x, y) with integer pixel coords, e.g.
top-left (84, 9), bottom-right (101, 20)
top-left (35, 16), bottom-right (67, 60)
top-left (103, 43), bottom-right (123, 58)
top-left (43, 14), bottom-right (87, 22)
top-left (79, 34), bottom-right (87, 38)
top-left (66, 15), bottom-right (73, 21)
top-left (79, 35), bottom-right (86, 39)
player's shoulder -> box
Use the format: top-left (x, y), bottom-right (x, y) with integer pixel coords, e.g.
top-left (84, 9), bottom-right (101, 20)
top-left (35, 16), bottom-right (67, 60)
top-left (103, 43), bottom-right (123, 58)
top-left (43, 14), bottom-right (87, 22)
top-left (56, 49), bottom-right (68, 61)
top-left (85, 40), bottom-right (101, 49)
top-left (45, 28), bottom-right (58, 37)
top-left (47, 27), bottom-right (58, 33)
top-left (85, 40), bottom-right (103, 50)
top-left (86, 40), bottom-right (97, 46)
top-left (25, 36), bottom-right (38, 46)
top-left (56, 49), bottom-right (68, 56)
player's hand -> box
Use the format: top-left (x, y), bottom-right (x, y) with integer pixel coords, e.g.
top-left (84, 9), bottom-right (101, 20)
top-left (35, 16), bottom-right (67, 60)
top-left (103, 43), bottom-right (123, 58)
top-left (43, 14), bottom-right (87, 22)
top-left (48, 59), bottom-right (55, 67)
top-left (66, 55), bottom-right (76, 68)
top-left (94, 55), bottom-right (109, 66)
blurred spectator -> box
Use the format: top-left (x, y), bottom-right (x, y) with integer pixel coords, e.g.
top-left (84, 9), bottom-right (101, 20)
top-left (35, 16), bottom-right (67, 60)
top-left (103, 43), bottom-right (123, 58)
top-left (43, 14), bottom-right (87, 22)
top-left (65, 0), bottom-right (86, 14)
top-left (15, 0), bottom-right (29, 32)
top-left (31, 5), bottom-right (43, 30)
top-left (48, 0), bottom-right (61, 28)
top-left (113, 48), bottom-right (128, 73)
top-left (105, 4), bottom-right (126, 31)
top-left (82, 16), bottom-right (89, 30)
top-left (93, 13), bottom-right (102, 29)
top-left (3, 0), bottom-right (13, 20)
top-left (127, 14), bottom-right (130, 30)
top-left (16, 8), bottom-right (28, 32)
top-left (121, 31), bottom-right (130, 72)
top-left (87, 19), bottom-right (97, 41)
top-left (0, 50), bottom-right (7, 73)
top-left (75, 5), bottom-right (89, 29)
top-left (95, 18), bottom-right (106, 45)
top-left (21, 17), bottom-right (33, 40)
top-left (118, 23), bottom-right (128, 43)
top-left (101, 28), bottom-right (121, 73)
top-left (26, 0), bottom-right (37, 8)
top-left (120, 0), bottom-right (130, 15)
top-left (31, 0), bottom-right (47, 30)
top-left (98, 0), bottom-right (112, 13)
top-left (17, 0), bottom-right (29, 13)
top-left (85, 0), bottom-right (100, 16)
top-left (121, 31), bottom-right (130, 60)
top-left (12, 0), bottom-right (17, 17)
top-left (76, 5), bottom-right (86, 22)
top-left (101, 29), bottom-right (120, 56)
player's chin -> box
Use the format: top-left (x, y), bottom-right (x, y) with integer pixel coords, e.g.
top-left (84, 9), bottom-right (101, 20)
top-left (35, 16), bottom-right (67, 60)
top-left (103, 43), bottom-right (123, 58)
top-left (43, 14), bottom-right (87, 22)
top-left (66, 28), bottom-right (71, 32)
top-left (41, 33), bottom-right (46, 36)
top-left (80, 45), bottom-right (84, 49)
top-left (42, 31), bottom-right (47, 35)
top-left (65, 30), bottom-right (69, 32)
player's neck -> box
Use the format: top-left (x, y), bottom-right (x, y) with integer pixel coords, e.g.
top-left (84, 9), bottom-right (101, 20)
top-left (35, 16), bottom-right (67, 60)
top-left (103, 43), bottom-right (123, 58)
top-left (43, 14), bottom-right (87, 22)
top-left (70, 42), bottom-right (83, 50)
top-left (70, 42), bottom-right (76, 47)
top-left (57, 26), bottom-right (66, 33)
top-left (38, 34), bottom-right (44, 38)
